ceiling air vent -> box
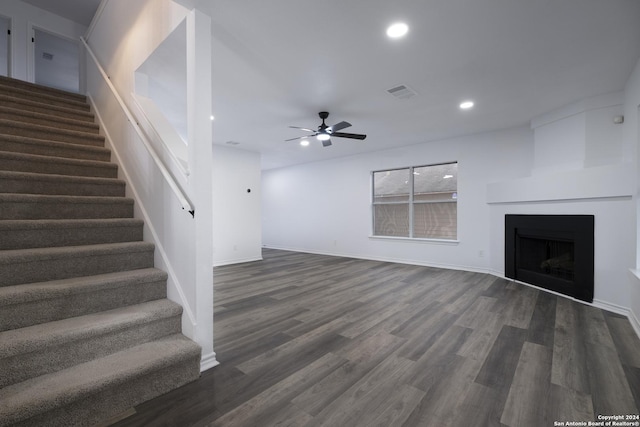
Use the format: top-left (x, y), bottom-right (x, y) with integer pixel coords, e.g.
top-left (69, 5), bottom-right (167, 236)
top-left (386, 84), bottom-right (417, 100)
top-left (42, 52), bottom-right (53, 60)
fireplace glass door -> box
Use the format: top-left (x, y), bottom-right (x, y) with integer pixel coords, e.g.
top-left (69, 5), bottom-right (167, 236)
top-left (505, 215), bottom-right (593, 303)
top-left (517, 236), bottom-right (574, 281)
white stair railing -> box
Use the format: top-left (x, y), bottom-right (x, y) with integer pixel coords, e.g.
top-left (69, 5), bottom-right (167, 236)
top-left (80, 36), bottom-right (194, 216)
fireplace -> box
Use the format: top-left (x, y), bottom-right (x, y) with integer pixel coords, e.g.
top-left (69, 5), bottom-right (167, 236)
top-left (505, 214), bottom-right (594, 303)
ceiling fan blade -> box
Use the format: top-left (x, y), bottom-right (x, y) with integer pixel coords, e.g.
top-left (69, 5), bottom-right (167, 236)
top-left (289, 126), bottom-right (316, 132)
top-left (328, 121), bottom-right (351, 132)
top-left (285, 135), bottom-right (314, 142)
top-left (322, 138), bottom-right (332, 147)
top-left (331, 132), bottom-right (367, 140)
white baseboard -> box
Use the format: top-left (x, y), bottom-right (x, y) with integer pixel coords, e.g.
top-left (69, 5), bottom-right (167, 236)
top-left (213, 255), bottom-right (263, 267)
top-left (626, 269), bottom-right (640, 340)
top-left (200, 352), bottom-right (219, 372)
top-left (493, 272), bottom-right (633, 315)
top-left (628, 310), bottom-right (640, 341)
top-left (592, 298), bottom-right (629, 316)
top-left (262, 245), bottom-right (491, 275)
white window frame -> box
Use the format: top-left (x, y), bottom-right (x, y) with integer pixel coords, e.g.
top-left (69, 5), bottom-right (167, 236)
top-left (371, 162), bottom-right (458, 241)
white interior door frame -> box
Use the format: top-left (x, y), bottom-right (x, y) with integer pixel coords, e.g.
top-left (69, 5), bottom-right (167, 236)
top-left (26, 22), bottom-right (81, 91)
top-left (26, 21), bottom-right (35, 83)
top-left (0, 14), bottom-right (11, 77)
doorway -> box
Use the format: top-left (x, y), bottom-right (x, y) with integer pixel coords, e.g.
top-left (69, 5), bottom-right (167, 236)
top-left (33, 28), bottom-right (79, 93)
top-left (0, 15), bottom-right (9, 77)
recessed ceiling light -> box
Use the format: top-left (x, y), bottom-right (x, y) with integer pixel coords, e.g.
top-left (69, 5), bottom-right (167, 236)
top-left (459, 101), bottom-right (474, 110)
top-left (300, 139), bottom-right (310, 147)
top-left (443, 174), bottom-right (453, 179)
top-left (210, 115), bottom-right (215, 121)
top-left (386, 22), bottom-right (408, 39)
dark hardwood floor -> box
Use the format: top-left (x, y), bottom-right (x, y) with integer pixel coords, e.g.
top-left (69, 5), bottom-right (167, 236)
top-left (112, 249), bottom-right (640, 427)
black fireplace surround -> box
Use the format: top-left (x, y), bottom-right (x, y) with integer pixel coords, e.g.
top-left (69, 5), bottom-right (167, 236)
top-left (505, 214), bottom-right (594, 303)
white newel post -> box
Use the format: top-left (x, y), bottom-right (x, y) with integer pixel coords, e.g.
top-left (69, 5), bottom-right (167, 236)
top-left (186, 7), bottom-right (216, 371)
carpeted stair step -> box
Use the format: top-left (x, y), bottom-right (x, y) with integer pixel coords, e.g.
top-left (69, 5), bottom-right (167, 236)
top-left (0, 82), bottom-right (89, 112)
top-left (0, 119), bottom-right (105, 147)
top-left (0, 170), bottom-right (125, 197)
top-left (0, 105), bottom-right (100, 134)
top-left (0, 241), bottom-right (155, 287)
top-left (0, 268), bottom-right (167, 331)
top-left (0, 134), bottom-right (111, 161)
top-left (0, 333), bottom-right (201, 427)
top-left (0, 193), bottom-right (133, 220)
top-left (0, 75), bottom-right (87, 104)
top-left (0, 218), bottom-right (144, 250)
top-left (0, 151), bottom-right (117, 178)
top-left (0, 298), bottom-right (182, 388)
top-left (0, 94), bottom-right (95, 123)
top-left (0, 76), bottom-right (201, 426)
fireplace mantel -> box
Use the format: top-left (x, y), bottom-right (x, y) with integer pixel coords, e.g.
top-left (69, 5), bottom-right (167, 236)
top-left (486, 163), bottom-right (633, 205)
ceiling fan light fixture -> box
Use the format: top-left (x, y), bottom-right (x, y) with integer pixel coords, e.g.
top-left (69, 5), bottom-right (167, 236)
top-left (387, 22), bottom-right (409, 39)
top-left (286, 112), bottom-right (366, 147)
top-left (459, 100), bottom-right (474, 110)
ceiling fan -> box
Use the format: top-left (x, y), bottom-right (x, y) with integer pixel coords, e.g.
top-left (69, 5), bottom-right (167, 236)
top-left (286, 111), bottom-right (367, 147)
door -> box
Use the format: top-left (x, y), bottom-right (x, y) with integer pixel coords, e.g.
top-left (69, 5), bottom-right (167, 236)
top-left (0, 15), bottom-right (9, 77)
top-left (33, 28), bottom-right (79, 92)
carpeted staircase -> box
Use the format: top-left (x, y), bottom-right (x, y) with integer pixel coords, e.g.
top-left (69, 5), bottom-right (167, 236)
top-left (0, 76), bottom-right (201, 427)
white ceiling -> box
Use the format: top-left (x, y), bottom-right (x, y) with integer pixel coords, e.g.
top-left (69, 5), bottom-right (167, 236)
top-left (207, 0), bottom-right (640, 169)
top-left (21, 0), bottom-right (101, 27)
top-left (23, 0), bottom-right (640, 170)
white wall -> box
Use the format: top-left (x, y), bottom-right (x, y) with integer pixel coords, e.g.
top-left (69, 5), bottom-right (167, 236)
top-left (263, 126), bottom-right (533, 272)
top-left (262, 88), bottom-right (637, 312)
top-left (213, 145), bottom-right (262, 266)
top-left (530, 92), bottom-right (625, 174)
top-left (626, 55), bottom-right (640, 333)
top-left (85, 0), bottom-right (215, 369)
top-left (0, 0), bottom-right (86, 83)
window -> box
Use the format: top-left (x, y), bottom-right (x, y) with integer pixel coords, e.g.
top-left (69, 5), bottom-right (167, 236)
top-left (372, 162), bottom-right (457, 240)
